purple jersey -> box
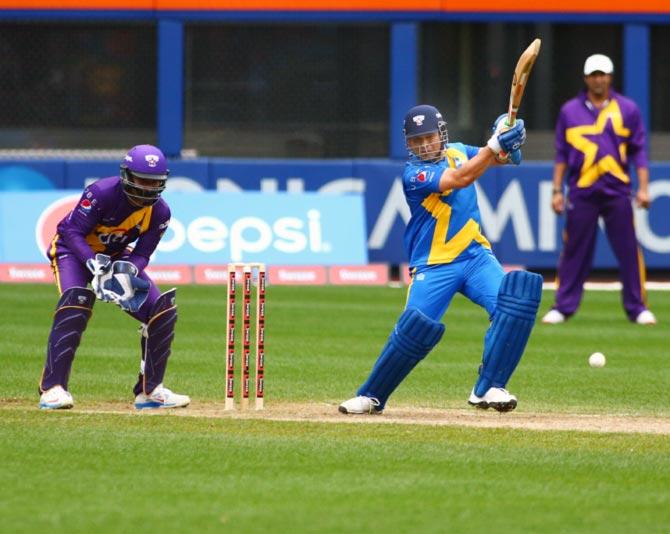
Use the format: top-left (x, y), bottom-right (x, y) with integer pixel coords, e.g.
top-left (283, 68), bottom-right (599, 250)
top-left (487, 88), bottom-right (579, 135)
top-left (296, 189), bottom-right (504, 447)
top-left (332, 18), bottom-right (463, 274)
top-left (555, 89), bottom-right (648, 197)
top-left (47, 176), bottom-right (171, 272)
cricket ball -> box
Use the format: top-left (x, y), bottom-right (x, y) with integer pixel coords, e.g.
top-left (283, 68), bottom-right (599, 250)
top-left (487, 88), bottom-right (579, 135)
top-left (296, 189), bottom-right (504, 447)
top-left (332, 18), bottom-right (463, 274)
top-left (588, 352), bottom-right (606, 368)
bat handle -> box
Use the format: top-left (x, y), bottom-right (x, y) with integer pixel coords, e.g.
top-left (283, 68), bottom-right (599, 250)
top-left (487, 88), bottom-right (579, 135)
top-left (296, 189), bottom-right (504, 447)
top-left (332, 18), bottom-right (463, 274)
top-left (506, 109), bottom-right (517, 128)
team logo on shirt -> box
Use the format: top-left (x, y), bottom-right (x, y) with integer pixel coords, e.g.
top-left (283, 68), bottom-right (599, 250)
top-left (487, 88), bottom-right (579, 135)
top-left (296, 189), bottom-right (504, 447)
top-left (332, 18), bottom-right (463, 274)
top-left (409, 170), bottom-right (432, 190)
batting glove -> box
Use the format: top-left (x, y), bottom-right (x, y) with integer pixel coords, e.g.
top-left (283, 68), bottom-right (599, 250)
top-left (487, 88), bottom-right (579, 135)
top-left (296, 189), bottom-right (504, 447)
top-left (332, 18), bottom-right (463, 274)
top-left (487, 118), bottom-right (526, 155)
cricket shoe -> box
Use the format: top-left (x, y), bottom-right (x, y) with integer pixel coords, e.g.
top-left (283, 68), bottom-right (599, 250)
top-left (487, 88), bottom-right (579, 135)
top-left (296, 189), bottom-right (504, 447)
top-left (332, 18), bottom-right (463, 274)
top-left (541, 309), bottom-right (566, 324)
top-left (134, 384), bottom-right (190, 410)
top-left (338, 395), bottom-right (382, 414)
top-left (39, 386), bottom-right (74, 410)
top-left (468, 387), bottom-right (517, 413)
top-left (636, 310), bottom-right (657, 325)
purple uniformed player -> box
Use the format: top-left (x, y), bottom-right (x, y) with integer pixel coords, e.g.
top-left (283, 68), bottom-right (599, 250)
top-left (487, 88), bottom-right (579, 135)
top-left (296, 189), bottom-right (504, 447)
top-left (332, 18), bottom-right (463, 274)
top-left (38, 144), bottom-right (191, 410)
top-left (542, 54), bottom-right (656, 326)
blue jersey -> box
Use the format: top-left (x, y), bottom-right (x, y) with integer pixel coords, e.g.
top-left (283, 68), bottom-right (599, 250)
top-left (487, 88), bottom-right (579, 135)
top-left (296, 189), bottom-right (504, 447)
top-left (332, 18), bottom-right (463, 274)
top-left (402, 142), bottom-right (491, 268)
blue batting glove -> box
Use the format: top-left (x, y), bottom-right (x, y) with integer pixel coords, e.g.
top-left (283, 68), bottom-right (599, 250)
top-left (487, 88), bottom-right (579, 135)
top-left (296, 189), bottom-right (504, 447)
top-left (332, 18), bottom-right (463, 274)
top-left (487, 118), bottom-right (526, 155)
top-left (509, 148), bottom-right (522, 165)
top-left (498, 119), bottom-right (526, 153)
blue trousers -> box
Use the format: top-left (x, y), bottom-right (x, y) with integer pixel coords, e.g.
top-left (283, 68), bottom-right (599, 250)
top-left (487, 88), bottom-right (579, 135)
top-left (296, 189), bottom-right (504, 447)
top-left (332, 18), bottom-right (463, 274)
top-left (406, 247), bottom-right (505, 321)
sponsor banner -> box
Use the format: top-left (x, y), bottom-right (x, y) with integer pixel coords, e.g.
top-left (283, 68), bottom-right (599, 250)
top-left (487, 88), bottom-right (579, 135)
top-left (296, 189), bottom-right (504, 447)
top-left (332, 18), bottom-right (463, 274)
top-left (144, 265), bottom-right (193, 285)
top-left (0, 190), bottom-right (368, 266)
top-left (268, 265), bottom-right (327, 285)
top-left (3, 160), bottom-right (670, 268)
top-left (194, 264), bottom-right (268, 284)
top-left (193, 264), bottom-right (231, 285)
top-left (329, 264), bottom-right (389, 285)
top-left (0, 263), bottom-right (53, 283)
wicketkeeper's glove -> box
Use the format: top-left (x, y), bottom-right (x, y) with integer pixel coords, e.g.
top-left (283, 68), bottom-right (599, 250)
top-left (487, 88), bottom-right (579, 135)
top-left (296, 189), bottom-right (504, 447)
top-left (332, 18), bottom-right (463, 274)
top-left (101, 261), bottom-right (151, 313)
top-left (86, 253), bottom-right (113, 302)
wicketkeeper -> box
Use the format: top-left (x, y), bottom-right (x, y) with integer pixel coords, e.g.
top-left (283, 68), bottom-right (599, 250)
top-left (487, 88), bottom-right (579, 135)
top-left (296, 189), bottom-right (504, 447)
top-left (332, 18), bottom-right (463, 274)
top-left (38, 144), bottom-right (190, 410)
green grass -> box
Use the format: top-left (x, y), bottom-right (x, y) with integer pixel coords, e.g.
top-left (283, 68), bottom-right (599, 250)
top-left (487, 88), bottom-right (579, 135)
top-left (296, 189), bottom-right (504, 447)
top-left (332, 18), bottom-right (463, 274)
top-left (1, 284), bottom-right (670, 532)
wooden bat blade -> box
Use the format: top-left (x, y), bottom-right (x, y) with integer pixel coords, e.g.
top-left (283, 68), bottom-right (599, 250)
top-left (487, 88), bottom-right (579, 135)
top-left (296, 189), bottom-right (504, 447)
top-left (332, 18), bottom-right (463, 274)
top-left (507, 38), bottom-right (542, 126)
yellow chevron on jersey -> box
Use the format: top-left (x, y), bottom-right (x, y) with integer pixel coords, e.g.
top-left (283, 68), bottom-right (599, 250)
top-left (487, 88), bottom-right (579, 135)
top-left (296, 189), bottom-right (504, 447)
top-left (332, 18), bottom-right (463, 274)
top-left (85, 206), bottom-right (153, 252)
top-left (402, 142), bottom-right (490, 267)
top-left (421, 193), bottom-right (490, 264)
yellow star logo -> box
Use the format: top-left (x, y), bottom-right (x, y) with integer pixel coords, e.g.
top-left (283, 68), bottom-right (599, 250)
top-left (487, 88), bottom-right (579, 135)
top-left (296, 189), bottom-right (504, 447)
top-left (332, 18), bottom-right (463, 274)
top-left (565, 99), bottom-right (631, 188)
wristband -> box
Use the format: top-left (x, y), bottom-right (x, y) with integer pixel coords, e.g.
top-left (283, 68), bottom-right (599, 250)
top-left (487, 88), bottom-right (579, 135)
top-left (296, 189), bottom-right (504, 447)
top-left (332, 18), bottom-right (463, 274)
top-left (486, 134), bottom-right (502, 155)
top-left (552, 188), bottom-right (562, 195)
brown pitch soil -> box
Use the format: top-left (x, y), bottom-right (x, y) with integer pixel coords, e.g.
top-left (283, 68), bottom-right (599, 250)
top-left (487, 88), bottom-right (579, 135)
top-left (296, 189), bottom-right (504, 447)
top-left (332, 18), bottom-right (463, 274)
top-left (5, 399), bottom-right (669, 435)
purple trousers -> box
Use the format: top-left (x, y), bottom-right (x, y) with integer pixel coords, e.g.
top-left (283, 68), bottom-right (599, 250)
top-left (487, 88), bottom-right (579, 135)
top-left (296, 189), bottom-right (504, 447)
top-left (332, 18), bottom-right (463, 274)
top-left (40, 253), bottom-right (163, 392)
top-left (554, 192), bottom-right (647, 321)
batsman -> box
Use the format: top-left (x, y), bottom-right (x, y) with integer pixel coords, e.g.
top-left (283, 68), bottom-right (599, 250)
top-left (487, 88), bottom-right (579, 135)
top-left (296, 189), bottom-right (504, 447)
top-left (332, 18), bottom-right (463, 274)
top-left (38, 144), bottom-right (190, 410)
top-left (339, 105), bottom-right (543, 414)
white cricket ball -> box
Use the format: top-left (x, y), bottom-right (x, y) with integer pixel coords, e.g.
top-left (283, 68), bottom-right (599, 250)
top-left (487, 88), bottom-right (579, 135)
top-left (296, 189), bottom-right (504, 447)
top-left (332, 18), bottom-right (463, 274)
top-left (589, 352), bottom-right (606, 368)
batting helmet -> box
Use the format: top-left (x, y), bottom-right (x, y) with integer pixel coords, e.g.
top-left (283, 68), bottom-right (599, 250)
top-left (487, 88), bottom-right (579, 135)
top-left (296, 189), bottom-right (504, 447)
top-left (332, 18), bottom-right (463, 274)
top-left (403, 104), bottom-right (448, 144)
top-left (403, 105), bottom-right (448, 161)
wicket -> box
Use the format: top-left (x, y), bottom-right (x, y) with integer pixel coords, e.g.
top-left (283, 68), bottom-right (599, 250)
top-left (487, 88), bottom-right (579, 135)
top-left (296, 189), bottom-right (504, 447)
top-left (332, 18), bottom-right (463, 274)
top-left (225, 262), bottom-right (266, 410)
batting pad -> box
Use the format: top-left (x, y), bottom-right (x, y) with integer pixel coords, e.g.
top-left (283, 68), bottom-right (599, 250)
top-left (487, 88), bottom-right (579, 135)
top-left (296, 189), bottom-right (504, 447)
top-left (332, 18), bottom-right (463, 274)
top-left (135, 288), bottom-right (178, 396)
top-left (357, 307), bottom-right (445, 409)
top-left (41, 287), bottom-right (96, 392)
top-left (474, 271), bottom-right (542, 397)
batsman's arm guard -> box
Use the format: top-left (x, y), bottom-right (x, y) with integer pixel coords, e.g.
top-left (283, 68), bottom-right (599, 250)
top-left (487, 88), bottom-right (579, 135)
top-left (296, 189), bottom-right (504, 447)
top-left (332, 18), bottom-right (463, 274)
top-left (474, 270), bottom-right (542, 397)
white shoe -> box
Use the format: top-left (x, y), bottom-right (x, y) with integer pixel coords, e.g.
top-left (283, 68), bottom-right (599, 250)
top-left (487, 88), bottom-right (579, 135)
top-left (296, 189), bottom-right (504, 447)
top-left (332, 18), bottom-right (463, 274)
top-left (636, 310), bottom-right (657, 325)
top-left (542, 309), bottom-right (566, 324)
top-left (468, 387), bottom-right (517, 412)
top-left (338, 395), bottom-right (382, 414)
top-left (39, 386), bottom-right (74, 410)
top-left (135, 384), bottom-right (190, 410)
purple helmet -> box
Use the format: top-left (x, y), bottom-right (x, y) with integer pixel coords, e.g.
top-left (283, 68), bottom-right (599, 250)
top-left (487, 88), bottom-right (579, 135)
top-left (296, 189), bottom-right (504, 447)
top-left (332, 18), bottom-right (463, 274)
top-left (120, 144), bottom-right (170, 206)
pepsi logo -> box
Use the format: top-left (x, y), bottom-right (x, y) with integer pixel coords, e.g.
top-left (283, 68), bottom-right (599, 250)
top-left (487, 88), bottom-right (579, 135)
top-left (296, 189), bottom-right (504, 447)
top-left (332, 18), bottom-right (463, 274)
top-left (417, 172), bottom-right (426, 182)
top-left (80, 199), bottom-right (92, 211)
top-left (34, 195), bottom-right (79, 255)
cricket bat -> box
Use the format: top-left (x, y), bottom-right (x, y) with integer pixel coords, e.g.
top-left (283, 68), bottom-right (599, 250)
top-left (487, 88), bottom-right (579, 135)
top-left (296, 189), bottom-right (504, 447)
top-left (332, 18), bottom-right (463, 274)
top-left (506, 38), bottom-right (542, 127)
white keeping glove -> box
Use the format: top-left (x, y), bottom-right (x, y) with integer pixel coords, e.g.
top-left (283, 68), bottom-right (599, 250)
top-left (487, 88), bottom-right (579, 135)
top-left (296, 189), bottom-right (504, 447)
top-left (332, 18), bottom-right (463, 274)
top-left (86, 254), bottom-right (113, 301)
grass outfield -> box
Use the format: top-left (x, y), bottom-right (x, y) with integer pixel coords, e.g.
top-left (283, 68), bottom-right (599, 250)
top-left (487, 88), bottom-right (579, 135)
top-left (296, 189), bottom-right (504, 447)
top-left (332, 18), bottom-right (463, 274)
top-left (1, 283), bottom-right (669, 531)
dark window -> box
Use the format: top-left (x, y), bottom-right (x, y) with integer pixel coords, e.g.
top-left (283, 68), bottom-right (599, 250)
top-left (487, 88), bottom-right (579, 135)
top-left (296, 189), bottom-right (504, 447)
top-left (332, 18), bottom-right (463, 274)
top-left (420, 23), bottom-right (621, 159)
top-left (0, 23), bottom-right (156, 149)
top-left (650, 26), bottom-right (670, 159)
top-left (185, 24), bottom-right (389, 158)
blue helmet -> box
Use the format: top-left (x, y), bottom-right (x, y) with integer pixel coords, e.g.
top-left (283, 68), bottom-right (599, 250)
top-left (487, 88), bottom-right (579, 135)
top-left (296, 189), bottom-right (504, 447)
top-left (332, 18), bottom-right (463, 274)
top-left (402, 104), bottom-right (448, 144)
top-left (402, 104), bottom-right (449, 161)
